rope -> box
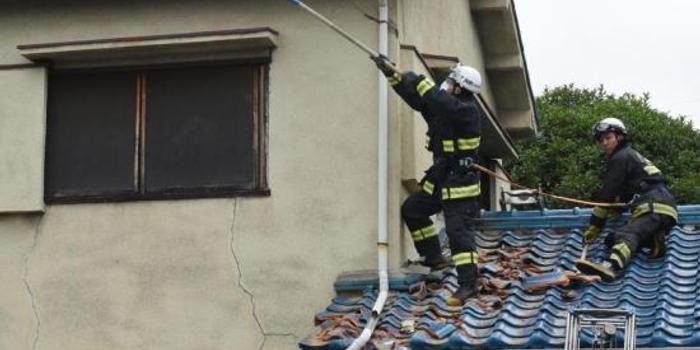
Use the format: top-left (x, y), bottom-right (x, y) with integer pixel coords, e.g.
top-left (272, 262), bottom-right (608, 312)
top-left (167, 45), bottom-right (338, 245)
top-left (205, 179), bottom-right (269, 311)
top-left (471, 163), bottom-right (627, 208)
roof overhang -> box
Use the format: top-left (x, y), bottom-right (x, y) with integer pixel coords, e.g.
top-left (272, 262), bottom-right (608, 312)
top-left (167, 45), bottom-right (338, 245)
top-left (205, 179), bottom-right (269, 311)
top-left (401, 45), bottom-right (518, 161)
top-left (18, 27), bottom-right (278, 68)
top-left (471, 0), bottom-right (539, 139)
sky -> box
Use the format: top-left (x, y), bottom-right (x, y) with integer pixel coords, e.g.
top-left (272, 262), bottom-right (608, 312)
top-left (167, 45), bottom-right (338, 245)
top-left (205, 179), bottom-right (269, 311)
top-left (513, 0), bottom-right (700, 129)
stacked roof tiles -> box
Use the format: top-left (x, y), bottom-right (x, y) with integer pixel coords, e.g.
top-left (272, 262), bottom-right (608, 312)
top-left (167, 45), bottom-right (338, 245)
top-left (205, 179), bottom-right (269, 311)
top-left (299, 206), bottom-right (700, 350)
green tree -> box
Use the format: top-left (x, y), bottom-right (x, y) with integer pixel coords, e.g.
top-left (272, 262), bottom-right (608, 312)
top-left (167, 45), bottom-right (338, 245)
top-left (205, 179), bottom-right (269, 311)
top-left (506, 84), bottom-right (700, 207)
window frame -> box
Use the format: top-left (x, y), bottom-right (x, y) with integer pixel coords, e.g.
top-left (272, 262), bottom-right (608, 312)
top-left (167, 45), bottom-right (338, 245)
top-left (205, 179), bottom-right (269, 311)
top-left (44, 58), bottom-right (270, 204)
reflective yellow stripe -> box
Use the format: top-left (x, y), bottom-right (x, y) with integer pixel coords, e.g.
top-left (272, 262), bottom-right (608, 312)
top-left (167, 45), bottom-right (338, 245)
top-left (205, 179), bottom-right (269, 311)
top-left (442, 183), bottom-right (481, 200)
top-left (654, 205), bottom-right (679, 220)
top-left (422, 181), bottom-right (434, 195)
top-left (632, 203), bottom-right (678, 221)
top-left (644, 165), bottom-right (661, 175)
top-left (592, 206), bottom-right (608, 219)
top-left (452, 251), bottom-right (478, 266)
top-left (441, 138), bottom-right (480, 152)
top-left (606, 209), bottom-right (621, 220)
top-left (411, 225), bottom-right (436, 242)
top-left (422, 226), bottom-right (438, 239)
top-left (416, 78), bottom-right (435, 96)
top-left (457, 137), bottom-right (480, 150)
top-left (388, 73), bottom-right (401, 86)
top-left (610, 254), bottom-right (625, 269)
top-left (613, 242), bottom-right (632, 260)
top-left (442, 140), bottom-right (455, 152)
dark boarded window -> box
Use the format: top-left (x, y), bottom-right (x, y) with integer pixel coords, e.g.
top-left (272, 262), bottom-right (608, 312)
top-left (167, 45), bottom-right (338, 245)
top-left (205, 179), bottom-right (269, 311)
top-left (45, 62), bottom-right (268, 203)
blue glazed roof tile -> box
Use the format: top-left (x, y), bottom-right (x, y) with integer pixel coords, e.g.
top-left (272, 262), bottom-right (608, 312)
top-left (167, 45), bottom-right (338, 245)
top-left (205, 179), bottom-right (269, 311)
top-left (300, 206), bottom-right (700, 349)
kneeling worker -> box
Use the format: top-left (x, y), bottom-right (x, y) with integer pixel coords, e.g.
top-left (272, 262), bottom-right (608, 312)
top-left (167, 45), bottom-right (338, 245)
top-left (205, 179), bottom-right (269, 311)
top-left (577, 117), bottom-right (678, 281)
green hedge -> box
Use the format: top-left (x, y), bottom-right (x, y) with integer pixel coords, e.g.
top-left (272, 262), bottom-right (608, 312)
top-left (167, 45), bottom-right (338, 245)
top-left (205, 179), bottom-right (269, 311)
top-left (506, 84), bottom-right (700, 207)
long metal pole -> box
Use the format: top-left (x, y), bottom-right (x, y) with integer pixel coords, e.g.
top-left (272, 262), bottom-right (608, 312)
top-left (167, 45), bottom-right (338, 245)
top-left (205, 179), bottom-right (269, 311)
top-left (288, 0), bottom-right (376, 56)
top-left (287, 0), bottom-right (400, 75)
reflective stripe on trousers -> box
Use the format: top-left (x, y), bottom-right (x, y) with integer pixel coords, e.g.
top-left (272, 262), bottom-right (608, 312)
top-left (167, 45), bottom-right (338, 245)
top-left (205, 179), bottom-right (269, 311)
top-left (610, 242), bottom-right (632, 268)
top-left (411, 225), bottom-right (438, 242)
top-left (422, 181), bottom-right (435, 195)
top-left (452, 251), bottom-right (478, 266)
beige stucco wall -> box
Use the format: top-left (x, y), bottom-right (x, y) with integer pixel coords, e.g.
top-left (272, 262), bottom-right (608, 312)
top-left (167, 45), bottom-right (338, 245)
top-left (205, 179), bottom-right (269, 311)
top-left (0, 67), bottom-right (46, 213)
top-left (0, 0), bottom-right (490, 349)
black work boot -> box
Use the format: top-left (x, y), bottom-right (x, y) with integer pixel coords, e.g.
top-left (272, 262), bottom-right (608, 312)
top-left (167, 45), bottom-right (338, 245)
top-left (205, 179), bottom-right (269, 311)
top-left (415, 238), bottom-right (445, 271)
top-left (575, 259), bottom-right (620, 282)
top-left (423, 256), bottom-right (450, 272)
top-left (446, 264), bottom-right (478, 306)
top-left (446, 284), bottom-right (478, 307)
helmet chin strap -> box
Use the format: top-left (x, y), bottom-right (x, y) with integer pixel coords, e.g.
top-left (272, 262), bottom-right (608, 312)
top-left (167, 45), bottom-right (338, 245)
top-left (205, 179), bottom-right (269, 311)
top-left (439, 80), bottom-right (474, 100)
top-left (439, 81), bottom-right (450, 91)
top-left (452, 89), bottom-right (474, 103)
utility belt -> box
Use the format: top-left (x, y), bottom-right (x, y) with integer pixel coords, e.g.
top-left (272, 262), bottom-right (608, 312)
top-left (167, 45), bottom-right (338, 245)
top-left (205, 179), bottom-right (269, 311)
top-left (433, 155), bottom-right (477, 170)
top-left (630, 201), bottom-right (678, 222)
top-left (628, 187), bottom-right (678, 222)
top-left (593, 184), bottom-right (677, 226)
top-left (421, 156), bottom-right (480, 200)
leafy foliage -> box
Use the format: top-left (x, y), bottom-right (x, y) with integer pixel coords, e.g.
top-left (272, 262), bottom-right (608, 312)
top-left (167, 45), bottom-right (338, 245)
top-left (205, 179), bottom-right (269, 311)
top-left (506, 85), bottom-right (700, 207)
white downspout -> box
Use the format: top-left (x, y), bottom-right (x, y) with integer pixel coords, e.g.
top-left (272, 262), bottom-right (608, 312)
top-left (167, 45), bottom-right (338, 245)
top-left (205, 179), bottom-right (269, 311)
top-left (346, 1), bottom-right (389, 349)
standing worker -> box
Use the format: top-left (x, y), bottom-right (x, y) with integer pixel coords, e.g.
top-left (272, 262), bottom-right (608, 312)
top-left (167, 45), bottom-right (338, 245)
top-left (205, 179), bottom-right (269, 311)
top-left (577, 117), bottom-right (678, 281)
top-left (373, 56), bottom-right (483, 306)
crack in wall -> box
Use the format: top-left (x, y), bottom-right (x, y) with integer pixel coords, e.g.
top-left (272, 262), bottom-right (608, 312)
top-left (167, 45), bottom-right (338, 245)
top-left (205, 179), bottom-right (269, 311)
top-left (229, 199), bottom-right (299, 350)
top-left (23, 214), bottom-right (44, 350)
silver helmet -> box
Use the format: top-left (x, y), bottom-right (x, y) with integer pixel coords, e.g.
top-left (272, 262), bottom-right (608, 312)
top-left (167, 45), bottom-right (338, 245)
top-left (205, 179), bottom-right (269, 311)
top-left (592, 117), bottom-right (627, 140)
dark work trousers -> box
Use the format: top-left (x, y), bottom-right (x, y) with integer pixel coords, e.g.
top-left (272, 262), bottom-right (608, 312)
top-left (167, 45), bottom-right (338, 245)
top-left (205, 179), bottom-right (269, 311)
top-left (610, 213), bottom-right (675, 266)
top-left (401, 190), bottom-right (479, 284)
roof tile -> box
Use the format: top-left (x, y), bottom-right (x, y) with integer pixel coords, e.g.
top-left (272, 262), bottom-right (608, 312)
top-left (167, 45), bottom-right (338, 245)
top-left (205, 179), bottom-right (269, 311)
top-left (300, 207), bottom-right (700, 349)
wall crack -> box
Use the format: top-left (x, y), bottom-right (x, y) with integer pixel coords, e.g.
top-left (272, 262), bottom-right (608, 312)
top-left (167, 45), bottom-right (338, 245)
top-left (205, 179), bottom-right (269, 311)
top-left (229, 199), bottom-right (299, 350)
top-left (23, 214), bottom-right (44, 350)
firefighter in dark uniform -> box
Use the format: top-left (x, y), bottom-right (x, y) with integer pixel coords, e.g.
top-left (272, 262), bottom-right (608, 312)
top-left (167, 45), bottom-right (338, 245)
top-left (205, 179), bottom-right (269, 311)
top-left (374, 56), bottom-right (483, 306)
top-left (577, 117), bottom-right (678, 281)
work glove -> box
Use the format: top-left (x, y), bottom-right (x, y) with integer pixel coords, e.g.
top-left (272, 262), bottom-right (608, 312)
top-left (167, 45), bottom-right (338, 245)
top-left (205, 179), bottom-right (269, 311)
top-left (582, 225), bottom-right (601, 245)
top-left (606, 209), bottom-right (621, 221)
top-left (371, 54), bottom-right (395, 77)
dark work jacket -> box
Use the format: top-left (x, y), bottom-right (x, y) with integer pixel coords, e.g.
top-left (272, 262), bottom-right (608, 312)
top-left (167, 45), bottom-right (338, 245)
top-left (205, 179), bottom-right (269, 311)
top-left (590, 141), bottom-right (677, 228)
top-left (390, 71), bottom-right (481, 200)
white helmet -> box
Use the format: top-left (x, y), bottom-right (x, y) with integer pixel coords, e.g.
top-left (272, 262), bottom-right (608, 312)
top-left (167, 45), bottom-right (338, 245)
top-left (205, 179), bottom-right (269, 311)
top-left (592, 117), bottom-right (627, 140)
top-left (445, 63), bottom-right (482, 93)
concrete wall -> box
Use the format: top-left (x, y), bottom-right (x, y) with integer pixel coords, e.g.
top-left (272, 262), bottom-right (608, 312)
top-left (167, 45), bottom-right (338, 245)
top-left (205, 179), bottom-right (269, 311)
top-left (0, 0), bottom-right (490, 349)
top-left (0, 67), bottom-right (46, 213)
